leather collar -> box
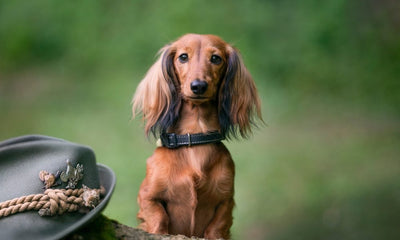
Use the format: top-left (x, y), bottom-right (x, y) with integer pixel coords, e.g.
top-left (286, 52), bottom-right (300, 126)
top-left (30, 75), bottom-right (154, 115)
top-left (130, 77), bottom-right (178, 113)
top-left (158, 131), bottom-right (225, 149)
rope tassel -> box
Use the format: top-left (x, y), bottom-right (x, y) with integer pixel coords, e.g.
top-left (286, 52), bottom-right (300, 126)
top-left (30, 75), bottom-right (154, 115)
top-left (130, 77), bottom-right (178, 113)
top-left (0, 185), bottom-right (104, 218)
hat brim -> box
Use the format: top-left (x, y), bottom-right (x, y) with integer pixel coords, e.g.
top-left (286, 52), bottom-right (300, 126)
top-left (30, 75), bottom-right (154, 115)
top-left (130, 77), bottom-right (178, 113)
top-left (0, 163), bottom-right (116, 240)
top-left (52, 163), bottom-right (116, 240)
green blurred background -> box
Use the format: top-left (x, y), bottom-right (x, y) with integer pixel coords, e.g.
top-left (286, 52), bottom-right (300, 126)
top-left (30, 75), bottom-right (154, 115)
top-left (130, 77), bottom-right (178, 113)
top-left (1, 0), bottom-right (399, 239)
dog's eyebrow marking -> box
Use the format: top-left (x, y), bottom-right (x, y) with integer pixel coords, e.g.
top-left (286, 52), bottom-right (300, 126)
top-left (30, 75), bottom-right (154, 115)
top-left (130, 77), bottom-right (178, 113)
top-left (194, 39), bottom-right (202, 62)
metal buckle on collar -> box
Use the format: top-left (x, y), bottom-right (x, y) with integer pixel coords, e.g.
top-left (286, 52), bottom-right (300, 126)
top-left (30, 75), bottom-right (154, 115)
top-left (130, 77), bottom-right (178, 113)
top-left (187, 133), bottom-right (192, 147)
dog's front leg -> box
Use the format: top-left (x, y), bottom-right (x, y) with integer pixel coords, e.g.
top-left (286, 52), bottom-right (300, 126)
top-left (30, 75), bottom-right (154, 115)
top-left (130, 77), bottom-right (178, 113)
top-left (137, 177), bottom-right (169, 234)
top-left (137, 197), bottom-right (169, 234)
top-left (204, 198), bottom-right (235, 239)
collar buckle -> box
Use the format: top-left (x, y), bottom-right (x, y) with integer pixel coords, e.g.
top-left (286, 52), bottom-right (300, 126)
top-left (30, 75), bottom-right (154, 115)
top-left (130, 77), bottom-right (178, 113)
top-left (187, 133), bottom-right (192, 147)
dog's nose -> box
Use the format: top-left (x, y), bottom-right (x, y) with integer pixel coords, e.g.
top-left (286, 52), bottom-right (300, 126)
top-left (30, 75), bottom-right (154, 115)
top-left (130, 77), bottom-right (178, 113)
top-left (190, 80), bottom-right (208, 95)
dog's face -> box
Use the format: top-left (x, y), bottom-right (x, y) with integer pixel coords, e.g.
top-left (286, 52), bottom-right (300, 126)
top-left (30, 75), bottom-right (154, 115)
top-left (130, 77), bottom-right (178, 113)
top-left (133, 33), bottom-right (262, 138)
top-left (171, 34), bottom-right (228, 104)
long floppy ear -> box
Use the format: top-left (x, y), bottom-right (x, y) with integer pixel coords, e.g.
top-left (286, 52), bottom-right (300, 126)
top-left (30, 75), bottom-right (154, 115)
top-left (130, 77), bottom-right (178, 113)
top-left (132, 45), bottom-right (180, 137)
top-left (218, 46), bottom-right (262, 139)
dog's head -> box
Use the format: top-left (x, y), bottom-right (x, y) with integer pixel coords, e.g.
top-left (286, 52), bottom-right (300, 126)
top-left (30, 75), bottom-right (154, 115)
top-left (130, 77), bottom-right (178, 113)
top-left (132, 34), bottom-right (262, 139)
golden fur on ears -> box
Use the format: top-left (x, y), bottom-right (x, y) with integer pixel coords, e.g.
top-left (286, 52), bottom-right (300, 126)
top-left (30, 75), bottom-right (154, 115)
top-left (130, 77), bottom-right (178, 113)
top-left (132, 46), bottom-right (173, 135)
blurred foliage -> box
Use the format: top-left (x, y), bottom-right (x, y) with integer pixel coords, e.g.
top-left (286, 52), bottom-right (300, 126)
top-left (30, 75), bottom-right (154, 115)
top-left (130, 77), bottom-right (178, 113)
top-left (1, 0), bottom-right (399, 111)
top-left (0, 0), bottom-right (399, 239)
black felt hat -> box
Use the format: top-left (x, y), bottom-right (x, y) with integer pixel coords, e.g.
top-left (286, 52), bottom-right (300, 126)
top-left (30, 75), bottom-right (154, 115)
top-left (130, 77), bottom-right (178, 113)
top-left (0, 135), bottom-right (116, 240)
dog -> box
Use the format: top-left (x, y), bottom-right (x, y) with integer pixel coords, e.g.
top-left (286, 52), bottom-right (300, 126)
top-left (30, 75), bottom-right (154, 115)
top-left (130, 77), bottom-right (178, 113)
top-left (132, 33), bottom-right (262, 239)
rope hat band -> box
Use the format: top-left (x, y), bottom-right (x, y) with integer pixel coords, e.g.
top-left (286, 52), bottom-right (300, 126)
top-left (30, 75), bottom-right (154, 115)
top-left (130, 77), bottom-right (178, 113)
top-left (0, 164), bottom-right (106, 218)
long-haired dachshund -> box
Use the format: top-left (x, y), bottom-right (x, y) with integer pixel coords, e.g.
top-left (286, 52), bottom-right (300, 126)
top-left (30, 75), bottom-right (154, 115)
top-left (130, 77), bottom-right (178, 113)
top-left (132, 33), bottom-right (262, 239)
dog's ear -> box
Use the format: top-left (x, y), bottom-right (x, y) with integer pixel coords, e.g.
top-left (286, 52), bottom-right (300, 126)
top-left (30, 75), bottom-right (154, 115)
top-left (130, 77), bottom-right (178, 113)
top-left (218, 46), bottom-right (262, 139)
top-left (132, 45), bottom-right (181, 137)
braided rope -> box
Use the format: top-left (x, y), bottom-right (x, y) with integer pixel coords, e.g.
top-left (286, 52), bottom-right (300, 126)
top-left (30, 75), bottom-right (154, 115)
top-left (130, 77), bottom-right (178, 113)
top-left (0, 187), bottom-right (101, 218)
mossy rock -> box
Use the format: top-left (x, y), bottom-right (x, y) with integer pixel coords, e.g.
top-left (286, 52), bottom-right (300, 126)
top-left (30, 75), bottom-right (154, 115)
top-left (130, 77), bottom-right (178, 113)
top-left (64, 214), bottom-right (209, 240)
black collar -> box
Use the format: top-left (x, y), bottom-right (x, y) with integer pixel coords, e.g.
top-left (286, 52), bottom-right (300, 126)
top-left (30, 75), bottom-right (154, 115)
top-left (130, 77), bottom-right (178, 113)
top-left (158, 131), bottom-right (225, 149)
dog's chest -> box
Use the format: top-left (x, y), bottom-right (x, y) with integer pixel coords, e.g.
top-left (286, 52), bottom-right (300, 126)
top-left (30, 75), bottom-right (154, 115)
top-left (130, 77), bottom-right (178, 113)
top-left (172, 146), bottom-right (233, 202)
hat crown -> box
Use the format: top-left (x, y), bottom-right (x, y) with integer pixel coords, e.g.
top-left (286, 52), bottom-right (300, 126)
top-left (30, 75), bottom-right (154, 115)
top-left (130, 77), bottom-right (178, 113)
top-left (0, 135), bottom-right (99, 202)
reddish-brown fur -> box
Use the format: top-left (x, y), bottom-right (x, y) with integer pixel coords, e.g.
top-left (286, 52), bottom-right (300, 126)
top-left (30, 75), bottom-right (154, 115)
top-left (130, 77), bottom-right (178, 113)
top-left (132, 34), bottom-right (262, 239)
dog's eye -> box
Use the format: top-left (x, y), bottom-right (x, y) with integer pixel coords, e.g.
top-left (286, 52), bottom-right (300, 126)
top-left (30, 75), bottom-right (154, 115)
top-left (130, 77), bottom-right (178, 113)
top-left (178, 53), bottom-right (189, 63)
top-left (210, 55), bottom-right (222, 65)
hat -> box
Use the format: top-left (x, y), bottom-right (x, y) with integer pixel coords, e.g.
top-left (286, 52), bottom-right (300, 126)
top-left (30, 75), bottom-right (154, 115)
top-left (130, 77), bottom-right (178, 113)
top-left (0, 135), bottom-right (116, 240)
